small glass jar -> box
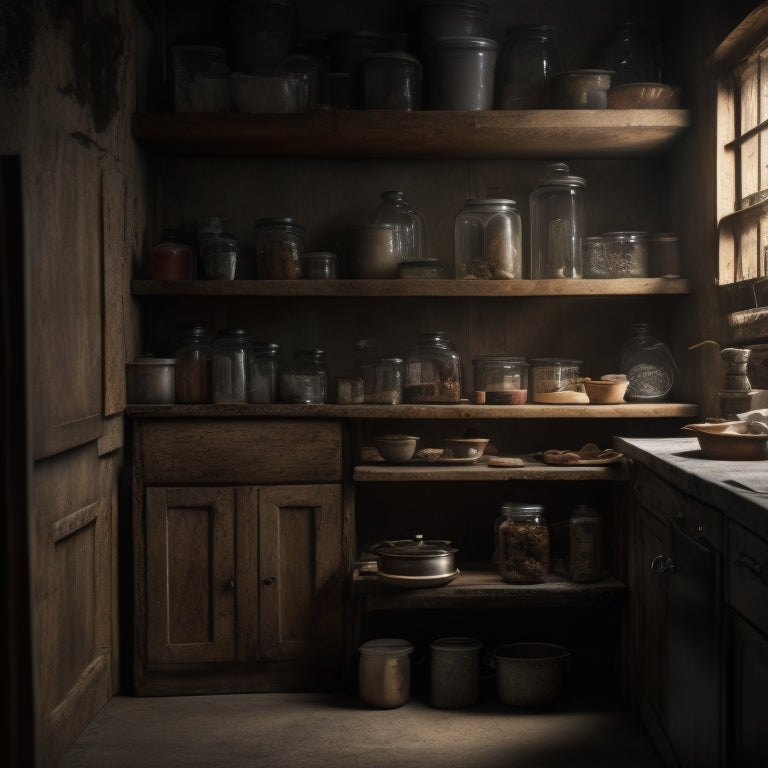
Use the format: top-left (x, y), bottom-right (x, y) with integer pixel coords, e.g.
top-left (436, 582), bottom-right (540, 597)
top-left (497, 502), bottom-right (550, 584)
top-left (601, 231), bottom-right (648, 277)
top-left (247, 342), bottom-right (280, 403)
top-left (569, 505), bottom-right (603, 583)
top-left (254, 217), bottom-right (305, 279)
top-left (301, 251), bottom-right (337, 279)
top-left (363, 51), bottom-right (422, 110)
top-left (149, 232), bottom-right (194, 280)
top-left (647, 233), bottom-right (681, 278)
top-left (357, 357), bottom-right (404, 404)
top-left (529, 358), bottom-right (584, 402)
top-left (279, 349), bottom-right (328, 403)
top-left (472, 356), bottom-right (528, 404)
top-left (455, 198), bottom-right (522, 279)
top-left (619, 322), bottom-right (677, 402)
top-left (174, 325), bottom-right (213, 403)
top-left (404, 332), bottom-right (462, 403)
top-left (213, 328), bottom-right (250, 404)
top-left (200, 235), bottom-right (239, 280)
top-left (582, 236), bottom-right (608, 278)
top-left (369, 190), bottom-right (428, 262)
top-left (398, 259), bottom-right (444, 278)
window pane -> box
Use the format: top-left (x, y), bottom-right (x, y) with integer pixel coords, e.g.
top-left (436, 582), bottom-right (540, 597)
top-left (761, 45), bottom-right (768, 122)
top-left (741, 134), bottom-right (760, 200)
top-left (738, 217), bottom-right (759, 280)
top-left (741, 54), bottom-right (759, 133)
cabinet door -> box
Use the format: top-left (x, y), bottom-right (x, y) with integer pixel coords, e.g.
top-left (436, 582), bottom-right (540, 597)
top-left (255, 485), bottom-right (343, 661)
top-left (145, 487), bottom-right (236, 663)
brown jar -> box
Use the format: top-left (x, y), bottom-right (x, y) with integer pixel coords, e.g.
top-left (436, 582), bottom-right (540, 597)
top-left (497, 503), bottom-right (550, 584)
top-left (174, 326), bottom-right (213, 403)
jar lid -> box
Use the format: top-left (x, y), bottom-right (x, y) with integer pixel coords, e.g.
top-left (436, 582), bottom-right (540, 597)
top-left (602, 231), bottom-right (647, 239)
top-left (379, 357), bottom-right (404, 364)
top-left (535, 161), bottom-right (586, 188)
top-left (502, 502), bottom-right (544, 514)
top-left (473, 355), bottom-right (527, 365)
top-left (176, 325), bottom-right (209, 339)
top-left (217, 328), bottom-right (249, 338)
top-left (302, 251), bottom-right (337, 261)
top-left (430, 636), bottom-right (483, 652)
top-left (251, 342), bottom-right (280, 356)
top-left (464, 197), bottom-right (518, 208)
top-left (254, 216), bottom-right (305, 231)
top-left (358, 638), bottom-right (414, 655)
top-left (131, 356), bottom-right (176, 365)
top-left (529, 357), bottom-right (583, 365)
top-left (428, 35), bottom-right (498, 50)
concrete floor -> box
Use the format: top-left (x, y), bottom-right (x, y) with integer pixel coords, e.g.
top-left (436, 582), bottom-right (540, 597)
top-left (58, 692), bottom-right (664, 768)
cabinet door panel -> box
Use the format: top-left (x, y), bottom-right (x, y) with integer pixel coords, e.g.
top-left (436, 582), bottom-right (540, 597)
top-left (146, 487), bottom-right (236, 663)
top-left (258, 485), bottom-right (343, 660)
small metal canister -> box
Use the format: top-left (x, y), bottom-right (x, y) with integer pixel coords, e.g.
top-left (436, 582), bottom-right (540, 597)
top-left (430, 637), bottom-right (483, 709)
top-left (358, 638), bottom-right (414, 709)
top-left (126, 356), bottom-right (176, 404)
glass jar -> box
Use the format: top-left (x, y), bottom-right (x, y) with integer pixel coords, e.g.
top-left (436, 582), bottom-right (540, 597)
top-left (363, 51), bottom-right (422, 110)
top-left (601, 231), bottom-right (648, 277)
top-left (496, 24), bottom-right (564, 109)
top-left (247, 342), bottom-right (280, 403)
top-left (149, 232), bottom-right (195, 280)
top-left (301, 251), bottom-right (337, 279)
top-left (497, 502), bottom-right (550, 584)
top-left (369, 190), bottom-right (428, 262)
top-left (174, 325), bottom-right (213, 403)
top-left (599, 22), bottom-right (661, 86)
top-left (472, 356), bottom-right (528, 404)
top-left (356, 356), bottom-right (404, 404)
top-left (529, 162), bottom-right (586, 279)
top-left (254, 217), bottom-right (305, 279)
top-left (455, 198), bottom-right (522, 279)
top-left (200, 235), bottom-right (239, 280)
top-left (529, 358), bottom-right (584, 403)
top-left (582, 236), bottom-right (608, 278)
top-left (404, 332), bottom-right (462, 403)
top-left (229, 0), bottom-right (297, 74)
top-left (569, 505), bottom-right (602, 583)
top-left (213, 328), bottom-right (250, 404)
top-left (279, 349), bottom-right (328, 403)
top-left (619, 322), bottom-right (677, 402)
top-left (647, 233), bottom-right (682, 278)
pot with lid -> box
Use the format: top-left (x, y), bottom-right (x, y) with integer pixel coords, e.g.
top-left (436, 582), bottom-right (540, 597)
top-left (372, 534), bottom-right (458, 578)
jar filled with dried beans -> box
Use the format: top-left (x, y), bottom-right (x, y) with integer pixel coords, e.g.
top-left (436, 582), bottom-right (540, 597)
top-left (497, 502), bottom-right (550, 584)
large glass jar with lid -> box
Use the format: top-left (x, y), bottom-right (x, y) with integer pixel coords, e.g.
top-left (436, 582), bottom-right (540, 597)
top-left (404, 332), bottom-right (462, 403)
top-left (247, 342), bottom-right (280, 403)
top-left (279, 349), bottom-right (328, 403)
top-left (254, 217), bottom-right (305, 279)
top-left (529, 162), bottom-right (586, 279)
top-left (497, 502), bottom-right (550, 584)
top-left (213, 328), bottom-right (250, 404)
top-left (175, 325), bottom-right (213, 403)
top-left (455, 198), bottom-right (522, 279)
top-left (619, 322), bottom-right (677, 402)
top-left (472, 356), bottom-right (528, 404)
top-left (369, 190), bottom-right (428, 262)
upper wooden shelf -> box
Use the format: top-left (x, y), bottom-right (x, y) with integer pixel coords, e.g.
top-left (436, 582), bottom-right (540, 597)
top-left (131, 277), bottom-right (691, 297)
top-left (132, 109), bottom-right (691, 160)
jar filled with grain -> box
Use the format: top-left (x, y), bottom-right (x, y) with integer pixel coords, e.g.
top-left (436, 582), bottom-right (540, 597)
top-left (254, 217), bottom-right (305, 279)
top-left (279, 349), bottom-right (328, 403)
top-left (569, 505), bottom-right (602, 582)
top-left (404, 332), bottom-right (462, 403)
top-left (247, 342), bottom-right (280, 403)
top-left (213, 328), bottom-right (250, 404)
top-left (497, 502), bottom-right (550, 584)
top-left (174, 325), bottom-right (213, 403)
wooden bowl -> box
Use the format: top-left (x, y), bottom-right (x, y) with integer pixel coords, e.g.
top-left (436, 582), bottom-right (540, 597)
top-left (584, 377), bottom-right (629, 404)
top-left (682, 422), bottom-right (768, 460)
top-left (374, 434), bottom-right (419, 463)
top-left (607, 83), bottom-right (682, 109)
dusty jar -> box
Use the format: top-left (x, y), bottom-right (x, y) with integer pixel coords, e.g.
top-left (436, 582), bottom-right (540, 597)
top-left (174, 326), bottom-right (213, 403)
top-left (497, 502), bottom-right (550, 584)
top-left (279, 349), bottom-right (328, 403)
top-left (247, 342), bottom-right (280, 403)
top-left (430, 637), bottom-right (483, 708)
top-left (149, 234), bottom-right (194, 280)
top-left (350, 223), bottom-right (400, 278)
top-left (254, 217), bottom-right (304, 279)
top-left (358, 638), bottom-right (414, 709)
top-left (455, 198), bottom-right (522, 279)
top-left (213, 328), bottom-right (250, 404)
top-left (404, 332), bottom-right (462, 403)
top-left (200, 235), bottom-right (238, 280)
top-left (601, 231), bottom-right (648, 277)
top-left (529, 358), bottom-right (583, 402)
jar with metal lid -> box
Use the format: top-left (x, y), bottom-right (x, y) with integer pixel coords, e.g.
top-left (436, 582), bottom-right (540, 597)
top-left (200, 235), bottom-right (239, 280)
top-left (279, 349), bottom-right (328, 403)
top-left (529, 162), bottom-right (586, 279)
top-left (569, 505), bottom-right (602, 582)
top-left (247, 342), bottom-right (280, 403)
top-left (254, 217), bottom-right (305, 279)
top-left (497, 502), bottom-right (550, 584)
top-left (213, 328), bottom-right (250, 404)
top-left (455, 198), bottom-right (522, 279)
top-left (496, 24), bottom-right (564, 109)
top-left (174, 325), bottom-right (213, 403)
top-left (472, 356), bottom-right (528, 404)
top-left (529, 358), bottom-right (585, 403)
top-left (404, 332), bottom-right (462, 403)
top-left (601, 231), bottom-right (648, 277)
top-left (369, 190), bottom-right (428, 262)
top-left (363, 51), bottom-right (422, 110)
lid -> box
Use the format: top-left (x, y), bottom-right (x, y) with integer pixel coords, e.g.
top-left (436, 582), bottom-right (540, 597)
top-left (602, 231), bottom-right (647, 240)
top-left (534, 161), bottom-right (586, 189)
top-left (373, 534), bottom-right (457, 557)
top-left (296, 348), bottom-right (325, 359)
top-left (428, 35), bottom-right (498, 50)
top-left (430, 636), bottom-right (483, 652)
top-left (176, 325), bottom-right (209, 339)
top-left (254, 216), bottom-right (305, 231)
top-left (529, 357), bottom-right (583, 366)
top-left (251, 342), bottom-right (280, 356)
top-left (358, 638), bottom-right (414, 655)
top-left (464, 197), bottom-right (518, 209)
top-left (501, 502), bottom-right (544, 514)
top-left (364, 51), bottom-right (421, 66)
top-left (302, 251), bottom-right (337, 261)
top-left (216, 328), bottom-right (249, 338)
top-left (570, 504), bottom-right (601, 521)
top-left (130, 355), bottom-right (176, 365)
top-left (473, 355), bottom-right (527, 365)
top-left (379, 356), bottom-right (404, 365)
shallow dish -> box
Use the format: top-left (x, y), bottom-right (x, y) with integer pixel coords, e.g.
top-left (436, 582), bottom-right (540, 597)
top-left (377, 569), bottom-right (460, 588)
top-left (607, 82), bottom-right (681, 109)
top-left (682, 422), bottom-right (768, 460)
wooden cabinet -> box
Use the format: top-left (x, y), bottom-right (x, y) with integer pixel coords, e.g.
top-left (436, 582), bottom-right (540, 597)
top-left (133, 419), bottom-right (347, 695)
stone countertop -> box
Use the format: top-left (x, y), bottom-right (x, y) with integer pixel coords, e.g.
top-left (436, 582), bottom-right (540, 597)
top-left (614, 436), bottom-right (768, 539)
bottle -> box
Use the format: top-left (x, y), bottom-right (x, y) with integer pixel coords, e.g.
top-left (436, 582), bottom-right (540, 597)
top-left (600, 22), bottom-right (661, 86)
top-left (174, 325), bottom-right (213, 403)
top-left (279, 349), bottom-right (328, 403)
top-left (247, 342), bottom-right (280, 403)
top-left (569, 505), bottom-right (602, 582)
top-left (619, 322), bottom-right (677, 402)
top-left (529, 162), bottom-right (586, 279)
top-left (369, 190), bottom-right (428, 262)
top-left (497, 503), bottom-right (549, 584)
top-left (213, 328), bottom-right (250, 404)
top-left (404, 332), bottom-right (462, 403)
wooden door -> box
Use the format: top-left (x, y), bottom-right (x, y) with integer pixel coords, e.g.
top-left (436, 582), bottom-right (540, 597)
top-left (256, 485), bottom-right (343, 661)
top-left (145, 487), bottom-right (236, 663)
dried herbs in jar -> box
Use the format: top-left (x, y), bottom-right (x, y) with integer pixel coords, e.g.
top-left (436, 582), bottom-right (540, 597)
top-left (497, 503), bottom-right (550, 584)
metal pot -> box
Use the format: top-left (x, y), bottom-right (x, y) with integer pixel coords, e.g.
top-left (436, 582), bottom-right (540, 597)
top-left (372, 534), bottom-right (457, 577)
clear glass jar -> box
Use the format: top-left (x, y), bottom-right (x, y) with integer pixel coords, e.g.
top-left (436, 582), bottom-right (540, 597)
top-left (599, 22), bottom-right (661, 86)
top-left (455, 198), bottom-right (522, 279)
top-left (619, 322), bottom-right (677, 402)
top-left (529, 162), bottom-right (586, 279)
top-left (529, 358), bottom-right (584, 403)
top-left (602, 231), bottom-right (648, 277)
top-left (254, 217), bottom-right (305, 279)
top-left (496, 24), bottom-right (564, 109)
top-left (301, 251), bottom-right (337, 279)
top-left (200, 235), bottom-right (239, 280)
top-left (569, 505), bottom-right (602, 583)
top-left (404, 332), bottom-right (462, 403)
top-left (174, 325), bottom-right (213, 403)
top-left (247, 342), bottom-right (280, 403)
top-left (472, 356), bottom-right (528, 404)
top-left (357, 357), bottom-right (404, 404)
top-left (213, 328), bottom-right (250, 404)
top-left (363, 51), bottom-right (422, 110)
top-left (369, 190), bottom-right (428, 262)
top-left (279, 349), bottom-right (328, 403)
top-left (497, 503), bottom-right (550, 584)
top-left (582, 236), bottom-right (608, 278)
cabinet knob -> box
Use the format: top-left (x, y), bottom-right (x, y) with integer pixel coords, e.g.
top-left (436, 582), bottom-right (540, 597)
top-left (224, 578), bottom-right (235, 590)
top-left (650, 555), bottom-right (675, 577)
top-left (262, 577), bottom-right (275, 586)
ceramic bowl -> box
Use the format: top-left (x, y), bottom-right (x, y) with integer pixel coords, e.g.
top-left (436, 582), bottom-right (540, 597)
top-left (442, 437), bottom-right (490, 459)
top-left (607, 82), bottom-right (682, 109)
top-left (682, 422), bottom-right (768, 460)
top-left (584, 376), bottom-right (629, 404)
top-left (374, 434), bottom-right (419, 463)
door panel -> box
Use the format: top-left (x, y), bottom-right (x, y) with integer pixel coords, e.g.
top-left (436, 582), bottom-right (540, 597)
top-left (145, 487), bottom-right (236, 663)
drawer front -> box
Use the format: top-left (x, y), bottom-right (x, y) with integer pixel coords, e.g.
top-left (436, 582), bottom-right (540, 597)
top-left (635, 465), bottom-right (688, 522)
top-left (729, 522), bottom-right (768, 633)
top-left (137, 419), bottom-right (343, 484)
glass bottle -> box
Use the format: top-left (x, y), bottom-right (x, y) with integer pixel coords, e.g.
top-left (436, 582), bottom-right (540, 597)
top-left (529, 162), bottom-right (586, 279)
top-left (619, 322), bottom-right (678, 402)
top-left (369, 190), bottom-right (428, 262)
top-left (279, 349), bottom-right (328, 403)
top-left (247, 342), bottom-right (280, 403)
top-left (496, 24), bottom-right (564, 109)
top-left (454, 198), bottom-right (522, 279)
top-left (174, 325), bottom-right (213, 403)
top-left (600, 22), bottom-right (661, 86)
top-left (569, 505), bottom-right (603, 582)
top-left (213, 328), bottom-right (250, 404)
top-left (497, 503), bottom-right (549, 584)
top-left (254, 217), bottom-right (305, 279)
top-left (404, 332), bottom-right (462, 403)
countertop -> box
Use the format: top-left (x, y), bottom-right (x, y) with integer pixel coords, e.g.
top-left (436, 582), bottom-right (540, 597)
top-left (614, 436), bottom-right (768, 539)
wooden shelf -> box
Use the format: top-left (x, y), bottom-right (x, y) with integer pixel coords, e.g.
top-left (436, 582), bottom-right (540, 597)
top-left (125, 402), bottom-right (698, 419)
top-left (131, 277), bottom-right (691, 297)
top-left (132, 110), bottom-right (690, 159)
